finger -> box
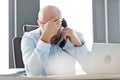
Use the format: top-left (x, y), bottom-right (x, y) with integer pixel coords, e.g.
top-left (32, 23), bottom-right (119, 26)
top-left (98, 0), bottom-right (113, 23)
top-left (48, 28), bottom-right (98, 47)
top-left (64, 36), bottom-right (67, 41)
top-left (56, 23), bottom-right (61, 29)
top-left (62, 29), bottom-right (69, 34)
top-left (63, 27), bottom-right (70, 30)
top-left (51, 16), bottom-right (59, 22)
top-left (63, 28), bottom-right (73, 34)
top-left (62, 33), bottom-right (67, 41)
top-left (61, 36), bottom-right (65, 41)
top-left (55, 19), bottom-right (61, 24)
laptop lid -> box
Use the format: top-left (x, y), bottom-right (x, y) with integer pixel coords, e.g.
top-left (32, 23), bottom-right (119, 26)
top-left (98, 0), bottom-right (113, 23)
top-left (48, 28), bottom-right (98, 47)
top-left (86, 43), bottom-right (120, 74)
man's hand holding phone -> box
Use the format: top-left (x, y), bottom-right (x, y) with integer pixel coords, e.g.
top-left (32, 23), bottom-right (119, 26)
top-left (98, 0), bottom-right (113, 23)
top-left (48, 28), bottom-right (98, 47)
top-left (61, 27), bottom-right (83, 47)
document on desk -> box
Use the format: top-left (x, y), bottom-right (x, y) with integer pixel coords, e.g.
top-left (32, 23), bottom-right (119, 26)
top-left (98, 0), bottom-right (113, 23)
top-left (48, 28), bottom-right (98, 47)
top-left (0, 68), bottom-right (25, 76)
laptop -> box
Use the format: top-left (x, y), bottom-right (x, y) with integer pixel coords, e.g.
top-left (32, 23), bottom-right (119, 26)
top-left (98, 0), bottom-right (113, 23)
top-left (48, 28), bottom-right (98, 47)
top-left (85, 43), bottom-right (120, 75)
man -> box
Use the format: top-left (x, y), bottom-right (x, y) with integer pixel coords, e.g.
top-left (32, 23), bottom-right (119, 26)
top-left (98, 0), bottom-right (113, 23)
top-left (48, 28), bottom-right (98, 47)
top-left (21, 5), bottom-right (89, 76)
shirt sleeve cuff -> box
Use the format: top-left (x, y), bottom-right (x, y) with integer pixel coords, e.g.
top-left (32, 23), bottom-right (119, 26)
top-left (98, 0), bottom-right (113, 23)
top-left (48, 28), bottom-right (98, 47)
top-left (36, 39), bottom-right (51, 53)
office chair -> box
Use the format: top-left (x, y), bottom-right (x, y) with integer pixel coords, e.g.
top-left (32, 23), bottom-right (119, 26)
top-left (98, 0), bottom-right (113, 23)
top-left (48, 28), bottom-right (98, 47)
top-left (23, 24), bottom-right (39, 33)
top-left (12, 25), bottom-right (39, 68)
top-left (12, 37), bottom-right (24, 68)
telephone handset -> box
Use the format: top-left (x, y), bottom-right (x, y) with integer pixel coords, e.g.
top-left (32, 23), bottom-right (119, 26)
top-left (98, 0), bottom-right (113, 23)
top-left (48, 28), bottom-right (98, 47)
top-left (59, 19), bottom-right (67, 48)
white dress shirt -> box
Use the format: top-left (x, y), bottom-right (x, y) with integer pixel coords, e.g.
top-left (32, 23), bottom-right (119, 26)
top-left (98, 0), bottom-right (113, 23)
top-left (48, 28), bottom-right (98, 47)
top-left (21, 28), bottom-right (90, 76)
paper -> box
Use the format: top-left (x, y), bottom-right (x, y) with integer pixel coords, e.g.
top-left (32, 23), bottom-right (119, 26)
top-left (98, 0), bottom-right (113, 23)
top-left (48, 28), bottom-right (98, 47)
top-left (0, 68), bottom-right (25, 75)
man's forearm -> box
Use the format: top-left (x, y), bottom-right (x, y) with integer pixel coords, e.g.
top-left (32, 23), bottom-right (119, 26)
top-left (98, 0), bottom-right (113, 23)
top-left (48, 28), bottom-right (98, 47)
top-left (22, 38), bottom-right (51, 76)
top-left (40, 32), bottom-right (51, 43)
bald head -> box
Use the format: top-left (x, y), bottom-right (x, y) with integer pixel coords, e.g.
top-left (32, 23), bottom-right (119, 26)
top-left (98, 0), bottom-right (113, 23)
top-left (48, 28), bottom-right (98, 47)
top-left (38, 5), bottom-right (61, 24)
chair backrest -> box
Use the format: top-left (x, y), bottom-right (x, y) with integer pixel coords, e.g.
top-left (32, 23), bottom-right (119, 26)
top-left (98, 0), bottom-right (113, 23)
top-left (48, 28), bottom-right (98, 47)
top-left (12, 37), bottom-right (24, 68)
top-left (13, 25), bottom-right (39, 68)
top-left (23, 25), bottom-right (39, 33)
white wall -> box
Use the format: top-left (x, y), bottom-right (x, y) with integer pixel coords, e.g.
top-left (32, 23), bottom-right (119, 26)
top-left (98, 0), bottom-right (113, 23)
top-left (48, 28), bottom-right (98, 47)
top-left (0, 0), bottom-right (8, 71)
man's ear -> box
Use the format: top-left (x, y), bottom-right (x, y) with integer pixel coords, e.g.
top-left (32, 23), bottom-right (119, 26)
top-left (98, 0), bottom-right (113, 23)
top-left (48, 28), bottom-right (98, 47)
top-left (37, 20), bottom-right (44, 27)
top-left (37, 20), bottom-right (40, 26)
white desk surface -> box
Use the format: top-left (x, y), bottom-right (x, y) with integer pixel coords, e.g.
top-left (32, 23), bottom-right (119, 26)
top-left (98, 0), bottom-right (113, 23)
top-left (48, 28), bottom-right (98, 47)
top-left (28, 74), bottom-right (120, 80)
top-left (0, 74), bottom-right (120, 80)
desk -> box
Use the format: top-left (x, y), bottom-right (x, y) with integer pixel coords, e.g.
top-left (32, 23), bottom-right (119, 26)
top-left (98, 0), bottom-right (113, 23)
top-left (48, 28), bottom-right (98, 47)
top-left (28, 74), bottom-right (120, 80)
top-left (0, 75), bottom-right (120, 80)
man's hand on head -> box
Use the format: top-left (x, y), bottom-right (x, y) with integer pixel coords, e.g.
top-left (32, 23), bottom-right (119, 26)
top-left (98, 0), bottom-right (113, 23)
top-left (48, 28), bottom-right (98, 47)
top-left (40, 16), bottom-right (61, 43)
top-left (61, 27), bottom-right (83, 47)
